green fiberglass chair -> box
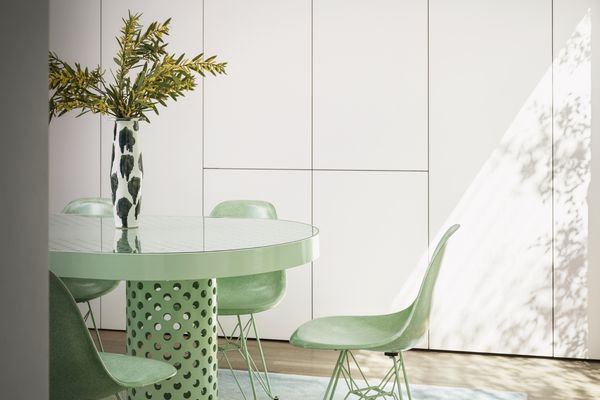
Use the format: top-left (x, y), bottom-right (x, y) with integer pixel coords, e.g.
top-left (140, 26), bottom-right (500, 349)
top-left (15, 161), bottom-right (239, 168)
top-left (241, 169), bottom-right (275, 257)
top-left (50, 271), bottom-right (176, 400)
top-left (210, 200), bottom-right (286, 400)
top-left (290, 224), bottom-right (460, 400)
top-left (61, 197), bottom-right (119, 352)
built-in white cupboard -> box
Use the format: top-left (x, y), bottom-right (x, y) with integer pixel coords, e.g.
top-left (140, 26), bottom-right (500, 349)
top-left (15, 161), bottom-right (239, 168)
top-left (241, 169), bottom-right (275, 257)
top-left (48, 0), bottom-right (600, 359)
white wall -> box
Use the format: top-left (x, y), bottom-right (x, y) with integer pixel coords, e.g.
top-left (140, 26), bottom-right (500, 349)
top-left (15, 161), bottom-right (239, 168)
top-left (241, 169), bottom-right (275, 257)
top-left (552, 0), bottom-right (600, 360)
top-left (49, 0), bottom-right (600, 359)
top-left (49, 0), bottom-right (103, 327)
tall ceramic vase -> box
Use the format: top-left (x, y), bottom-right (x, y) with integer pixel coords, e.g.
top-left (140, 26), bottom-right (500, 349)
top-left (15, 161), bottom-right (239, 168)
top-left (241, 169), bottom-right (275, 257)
top-left (111, 119), bottom-right (143, 229)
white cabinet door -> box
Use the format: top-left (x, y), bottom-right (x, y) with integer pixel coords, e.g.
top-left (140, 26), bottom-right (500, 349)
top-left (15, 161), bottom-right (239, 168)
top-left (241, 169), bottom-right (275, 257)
top-left (204, 0), bottom-right (311, 169)
top-left (429, 0), bottom-right (553, 356)
top-left (313, 171), bottom-right (428, 334)
top-left (204, 169), bottom-right (312, 340)
top-left (313, 0), bottom-right (427, 170)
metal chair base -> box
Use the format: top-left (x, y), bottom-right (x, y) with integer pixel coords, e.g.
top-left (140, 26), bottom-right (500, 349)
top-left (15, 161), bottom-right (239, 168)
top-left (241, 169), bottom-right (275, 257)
top-left (218, 314), bottom-right (278, 400)
top-left (323, 350), bottom-right (413, 400)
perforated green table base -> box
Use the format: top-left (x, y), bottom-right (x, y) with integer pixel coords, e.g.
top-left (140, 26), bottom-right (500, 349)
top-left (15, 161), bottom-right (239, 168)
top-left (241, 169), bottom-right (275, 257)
top-left (125, 279), bottom-right (218, 400)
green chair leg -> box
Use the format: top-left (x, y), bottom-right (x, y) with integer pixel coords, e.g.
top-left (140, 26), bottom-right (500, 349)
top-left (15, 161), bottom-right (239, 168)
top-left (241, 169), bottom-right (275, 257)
top-left (251, 316), bottom-right (274, 396)
top-left (86, 301), bottom-right (104, 353)
top-left (219, 314), bottom-right (279, 400)
top-left (238, 315), bottom-right (259, 400)
top-left (218, 319), bottom-right (248, 400)
top-left (323, 350), bottom-right (346, 400)
top-left (399, 353), bottom-right (412, 400)
top-left (217, 339), bottom-right (248, 400)
top-left (391, 355), bottom-right (404, 400)
top-left (320, 351), bottom-right (415, 400)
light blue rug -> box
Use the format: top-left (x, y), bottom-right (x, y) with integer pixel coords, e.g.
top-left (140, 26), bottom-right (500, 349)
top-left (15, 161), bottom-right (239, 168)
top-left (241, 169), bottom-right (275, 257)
top-left (218, 369), bottom-right (528, 400)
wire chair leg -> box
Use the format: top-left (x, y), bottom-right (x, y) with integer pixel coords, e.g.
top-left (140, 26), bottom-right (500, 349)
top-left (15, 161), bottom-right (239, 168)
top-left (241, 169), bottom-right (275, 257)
top-left (399, 352), bottom-right (412, 400)
top-left (218, 317), bottom-right (249, 400)
top-left (83, 308), bottom-right (91, 322)
top-left (222, 346), bottom-right (249, 400)
top-left (250, 314), bottom-right (276, 398)
top-left (87, 301), bottom-right (104, 352)
top-left (391, 355), bottom-right (404, 400)
top-left (238, 315), bottom-right (258, 400)
top-left (323, 350), bottom-right (346, 400)
top-left (115, 391), bottom-right (123, 400)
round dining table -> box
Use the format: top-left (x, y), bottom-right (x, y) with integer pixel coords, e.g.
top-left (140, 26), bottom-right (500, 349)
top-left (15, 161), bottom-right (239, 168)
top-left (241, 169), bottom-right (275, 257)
top-left (49, 214), bottom-right (319, 400)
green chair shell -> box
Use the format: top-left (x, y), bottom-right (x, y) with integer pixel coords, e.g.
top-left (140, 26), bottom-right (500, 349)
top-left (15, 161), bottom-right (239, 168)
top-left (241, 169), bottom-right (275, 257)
top-left (288, 224), bottom-right (460, 400)
top-left (60, 198), bottom-right (120, 352)
top-left (210, 200), bottom-right (286, 316)
top-left (210, 199), bottom-right (286, 400)
top-left (50, 271), bottom-right (176, 400)
top-left (61, 198), bottom-right (119, 302)
top-left (62, 197), bottom-right (113, 217)
top-left (209, 199), bottom-right (279, 221)
top-left (290, 224), bottom-right (460, 351)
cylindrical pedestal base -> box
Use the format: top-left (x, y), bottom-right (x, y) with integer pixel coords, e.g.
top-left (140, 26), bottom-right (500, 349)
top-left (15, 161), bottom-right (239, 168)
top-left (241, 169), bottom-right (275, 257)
top-left (126, 279), bottom-right (218, 400)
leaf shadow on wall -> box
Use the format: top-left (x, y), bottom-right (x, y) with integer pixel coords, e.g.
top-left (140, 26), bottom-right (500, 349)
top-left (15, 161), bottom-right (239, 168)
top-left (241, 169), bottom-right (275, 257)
top-left (549, 11), bottom-right (591, 359)
top-left (389, 12), bottom-right (592, 358)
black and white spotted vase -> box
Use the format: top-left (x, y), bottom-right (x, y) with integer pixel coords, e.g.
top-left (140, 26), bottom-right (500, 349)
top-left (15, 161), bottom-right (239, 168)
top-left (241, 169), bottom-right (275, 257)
top-left (110, 119), bottom-right (143, 229)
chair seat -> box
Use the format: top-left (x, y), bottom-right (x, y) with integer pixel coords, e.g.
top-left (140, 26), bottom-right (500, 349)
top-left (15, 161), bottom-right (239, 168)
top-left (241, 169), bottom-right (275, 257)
top-left (217, 273), bottom-right (285, 316)
top-left (61, 278), bottom-right (120, 303)
top-left (290, 311), bottom-right (412, 351)
top-left (99, 353), bottom-right (176, 388)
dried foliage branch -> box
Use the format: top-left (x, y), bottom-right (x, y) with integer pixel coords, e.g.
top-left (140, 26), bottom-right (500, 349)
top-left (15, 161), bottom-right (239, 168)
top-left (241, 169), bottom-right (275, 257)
top-left (49, 11), bottom-right (227, 122)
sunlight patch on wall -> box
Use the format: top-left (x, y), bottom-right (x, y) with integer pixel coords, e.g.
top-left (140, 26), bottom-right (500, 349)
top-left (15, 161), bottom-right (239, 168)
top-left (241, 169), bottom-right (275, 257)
top-left (553, 11), bottom-right (591, 359)
top-left (392, 13), bottom-right (592, 357)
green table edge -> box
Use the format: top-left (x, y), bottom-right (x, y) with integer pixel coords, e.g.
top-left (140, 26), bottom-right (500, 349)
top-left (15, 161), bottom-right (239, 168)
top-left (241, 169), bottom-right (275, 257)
top-left (50, 229), bottom-right (319, 280)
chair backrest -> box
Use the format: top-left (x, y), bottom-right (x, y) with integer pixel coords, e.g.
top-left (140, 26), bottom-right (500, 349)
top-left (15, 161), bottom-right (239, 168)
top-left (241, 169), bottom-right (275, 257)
top-left (62, 197), bottom-right (112, 217)
top-left (391, 224), bottom-right (460, 348)
top-left (49, 271), bottom-right (120, 399)
top-left (209, 199), bottom-right (277, 220)
top-left (210, 200), bottom-right (286, 305)
top-left (61, 198), bottom-right (118, 299)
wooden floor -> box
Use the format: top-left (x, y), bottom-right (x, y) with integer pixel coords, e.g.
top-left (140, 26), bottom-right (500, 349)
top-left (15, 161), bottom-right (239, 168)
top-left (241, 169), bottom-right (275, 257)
top-left (99, 330), bottom-right (600, 400)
